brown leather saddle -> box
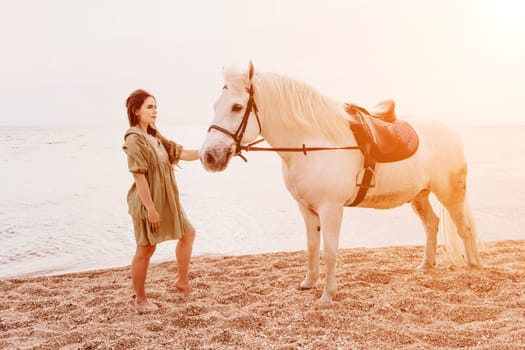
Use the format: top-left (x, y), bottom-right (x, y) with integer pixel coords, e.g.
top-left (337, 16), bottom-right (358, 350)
top-left (344, 100), bottom-right (419, 206)
top-left (345, 100), bottom-right (418, 163)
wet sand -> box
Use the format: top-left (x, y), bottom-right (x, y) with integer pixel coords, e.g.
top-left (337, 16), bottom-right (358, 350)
top-left (1, 240), bottom-right (524, 349)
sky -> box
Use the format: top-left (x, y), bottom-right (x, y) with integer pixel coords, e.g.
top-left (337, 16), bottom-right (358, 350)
top-left (0, 0), bottom-right (524, 127)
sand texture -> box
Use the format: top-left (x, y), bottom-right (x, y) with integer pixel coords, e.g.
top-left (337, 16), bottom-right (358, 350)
top-left (1, 240), bottom-right (524, 349)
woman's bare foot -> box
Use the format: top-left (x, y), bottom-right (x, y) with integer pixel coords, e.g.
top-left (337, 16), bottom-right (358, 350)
top-left (175, 281), bottom-right (191, 297)
top-left (133, 298), bottom-right (159, 314)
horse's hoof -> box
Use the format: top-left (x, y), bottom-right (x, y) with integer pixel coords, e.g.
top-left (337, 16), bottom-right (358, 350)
top-left (299, 279), bottom-right (316, 290)
top-left (319, 292), bottom-right (334, 303)
top-left (468, 262), bottom-right (482, 270)
top-left (417, 261), bottom-right (435, 270)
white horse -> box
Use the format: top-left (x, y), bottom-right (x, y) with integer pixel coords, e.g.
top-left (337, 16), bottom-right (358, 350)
top-left (200, 62), bottom-right (481, 302)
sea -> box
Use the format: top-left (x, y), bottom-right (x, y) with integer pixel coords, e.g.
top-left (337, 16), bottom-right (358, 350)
top-left (1, 124), bottom-right (524, 278)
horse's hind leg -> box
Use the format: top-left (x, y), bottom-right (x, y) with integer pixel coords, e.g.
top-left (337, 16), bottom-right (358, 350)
top-left (410, 190), bottom-right (440, 269)
top-left (443, 201), bottom-right (482, 268)
top-left (297, 203), bottom-right (321, 290)
top-left (434, 165), bottom-right (481, 268)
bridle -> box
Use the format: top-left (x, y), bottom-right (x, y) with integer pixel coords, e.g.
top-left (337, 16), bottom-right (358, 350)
top-left (207, 84), bottom-right (262, 161)
top-left (206, 83), bottom-right (372, 206)
top-left (207, 84), bottom-right (360, 162)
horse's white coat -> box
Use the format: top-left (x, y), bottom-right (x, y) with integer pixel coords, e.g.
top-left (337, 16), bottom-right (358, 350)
top-left (200, 63), bottom-right (481, 301)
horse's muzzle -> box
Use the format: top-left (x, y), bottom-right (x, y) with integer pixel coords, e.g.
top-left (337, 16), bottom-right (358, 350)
top-left (200, 146), bottom-right (233, 172)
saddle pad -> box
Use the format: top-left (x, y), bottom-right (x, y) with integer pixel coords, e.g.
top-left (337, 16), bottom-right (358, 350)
top-left (351, 119), bottom-right (419, 163)
top-left (379, 120), bottom-right (418, 162)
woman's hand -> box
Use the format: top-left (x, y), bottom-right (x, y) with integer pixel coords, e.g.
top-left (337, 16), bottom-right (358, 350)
top-left (147, 207), bottom-right (161, 233)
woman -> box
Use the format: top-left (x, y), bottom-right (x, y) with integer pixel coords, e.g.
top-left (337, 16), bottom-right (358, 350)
top-left (123, 89), bottom-right (199, 313)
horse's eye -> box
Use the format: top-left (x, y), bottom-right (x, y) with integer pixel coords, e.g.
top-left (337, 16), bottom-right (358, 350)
top-left (232, 104), bottom-right (243, 112)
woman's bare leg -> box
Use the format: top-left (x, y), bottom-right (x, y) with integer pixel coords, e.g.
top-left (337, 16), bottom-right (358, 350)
top-left (175, 228), bottom-right (196, 296)
top-left (131, 244), bottom-right (157, 311)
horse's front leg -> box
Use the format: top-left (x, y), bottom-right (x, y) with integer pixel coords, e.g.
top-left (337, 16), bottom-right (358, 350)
top-left (297, 203), bottom-right (321, 290)
top-left (319, 204), bottom-right (344, 302)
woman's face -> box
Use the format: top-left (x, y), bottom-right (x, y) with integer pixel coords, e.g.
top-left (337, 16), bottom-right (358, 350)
top-left (136, 96), bottom-right (157, 126)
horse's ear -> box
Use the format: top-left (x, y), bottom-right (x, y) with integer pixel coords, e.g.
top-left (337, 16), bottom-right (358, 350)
top-left (248, 60), bottom-right (254, 81)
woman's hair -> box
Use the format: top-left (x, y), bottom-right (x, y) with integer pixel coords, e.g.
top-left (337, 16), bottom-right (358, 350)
top-left (125, 89), bottom-right (157, 136)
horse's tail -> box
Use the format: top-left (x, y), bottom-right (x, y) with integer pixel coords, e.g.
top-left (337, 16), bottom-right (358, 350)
top-left (439, 199), bottom-right (481, 266)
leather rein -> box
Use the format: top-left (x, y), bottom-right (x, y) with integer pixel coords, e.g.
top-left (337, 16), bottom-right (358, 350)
top-left (207, 84), bottom-right (360, 162)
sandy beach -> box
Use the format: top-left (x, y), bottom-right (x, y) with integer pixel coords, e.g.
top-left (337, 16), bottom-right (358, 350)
top-left (1, 240), bottom-right (524, 349)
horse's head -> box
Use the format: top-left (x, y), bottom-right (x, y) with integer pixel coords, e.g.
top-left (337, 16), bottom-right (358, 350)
top-left (200, 61), bottom-right (262, 172)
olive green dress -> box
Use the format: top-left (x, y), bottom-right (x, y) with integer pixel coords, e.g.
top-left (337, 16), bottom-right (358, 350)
top-left (123, 127), bottom-right (193, 246)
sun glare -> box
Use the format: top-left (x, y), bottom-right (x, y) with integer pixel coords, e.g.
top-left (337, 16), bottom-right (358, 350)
top-left (465, 0), bottom-right (525, 60)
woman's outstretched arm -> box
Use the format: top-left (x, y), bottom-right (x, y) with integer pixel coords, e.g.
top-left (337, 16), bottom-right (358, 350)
top-left (180, 149), bottom-right (199, 161)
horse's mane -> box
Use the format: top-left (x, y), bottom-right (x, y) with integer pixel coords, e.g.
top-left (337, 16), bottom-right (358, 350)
top-left (224, 67), bottom-right (356, 141)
